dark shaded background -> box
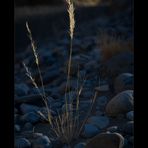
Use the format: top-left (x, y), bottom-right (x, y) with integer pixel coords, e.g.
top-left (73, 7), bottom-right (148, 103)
top-left (15, 0), bottom-right (63, 6)
top-left (15, 0), bottom-right (133, 52)
top-left (14, 0), bottom-right (105, 51)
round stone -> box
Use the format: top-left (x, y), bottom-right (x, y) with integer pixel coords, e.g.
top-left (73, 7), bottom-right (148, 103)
top-left (114, 73), bottom-right (134, 93)
top-left (33, 135), bottom-right (52, 148)
top-left (106, 90), bottom-right (134, 117)
top-left (85, 132), bottom-right (124, 148)
top-left (21, 112), bottom-right (40, 124)
top-left (87, 116), bottom-right (110, 129)
top-left (15, 138), bottom-right (31, 148)
top-left (82, 124), bottom-right (100, 138)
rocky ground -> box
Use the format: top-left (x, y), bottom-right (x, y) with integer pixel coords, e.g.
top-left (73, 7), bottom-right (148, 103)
top-left (14, 1), bottom-right (134, 148)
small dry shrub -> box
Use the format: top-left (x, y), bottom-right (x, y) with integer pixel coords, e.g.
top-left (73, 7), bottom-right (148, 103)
top-left (99, 32), bottom-right (133, 61)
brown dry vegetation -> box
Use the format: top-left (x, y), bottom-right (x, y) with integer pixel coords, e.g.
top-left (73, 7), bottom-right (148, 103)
top-left (99, 32), bottom-right (134, 61)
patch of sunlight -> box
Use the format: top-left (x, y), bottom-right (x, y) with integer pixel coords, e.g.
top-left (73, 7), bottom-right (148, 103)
top-left (74, 0), bottom-right (103, 7)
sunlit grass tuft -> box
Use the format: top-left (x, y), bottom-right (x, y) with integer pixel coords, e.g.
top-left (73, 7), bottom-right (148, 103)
top-left (23, 0), bottom-right (97, 146)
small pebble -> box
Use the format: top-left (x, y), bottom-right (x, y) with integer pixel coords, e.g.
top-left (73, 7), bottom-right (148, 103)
top-left (74, 142), bottom-right (86, 148)
top-left (15, 124), bottom-right (21, 132)
top-left (107, 126), bottom-right (118, 133)
top-left (23, 122), bottom-right (33, 131)
top-left (126, 111), bottom-right (134, 121)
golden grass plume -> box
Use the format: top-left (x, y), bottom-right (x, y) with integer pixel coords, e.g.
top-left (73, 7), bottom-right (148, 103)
top-left (66, 0), bottom-right (75, 39)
